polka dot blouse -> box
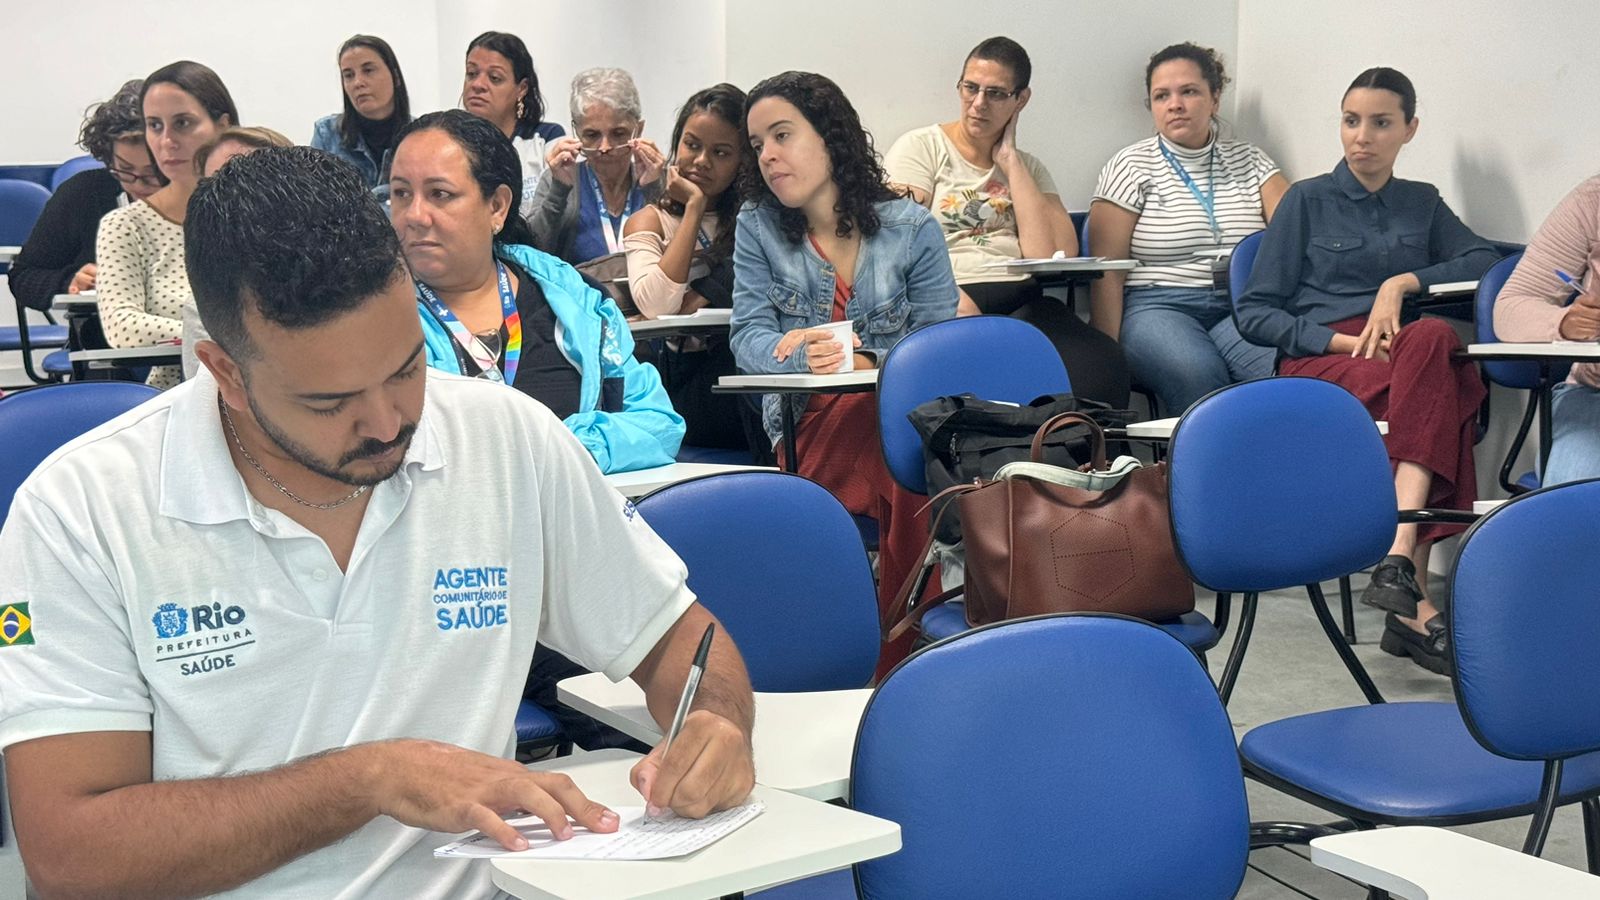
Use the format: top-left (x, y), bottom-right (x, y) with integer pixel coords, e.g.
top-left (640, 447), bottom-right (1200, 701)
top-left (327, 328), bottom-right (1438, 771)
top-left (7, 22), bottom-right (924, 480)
top-left (94, 201), bottom-right (188, 389)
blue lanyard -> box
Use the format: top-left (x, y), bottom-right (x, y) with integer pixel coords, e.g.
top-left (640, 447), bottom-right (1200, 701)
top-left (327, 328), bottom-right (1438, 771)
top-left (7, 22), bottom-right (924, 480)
top-left (581, 164), bottom-right (643, 254)
top-left (417, 260), bottom-right (521, 385)
top-left (695, 226), bottom-right (711, 251)
top-left (1157, 137), bottom-right (1220, 243)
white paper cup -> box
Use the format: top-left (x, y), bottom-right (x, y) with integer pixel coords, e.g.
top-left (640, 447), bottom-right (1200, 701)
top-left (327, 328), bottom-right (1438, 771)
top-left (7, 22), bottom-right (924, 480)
top-left (817, 320), bottom-right (857, 372)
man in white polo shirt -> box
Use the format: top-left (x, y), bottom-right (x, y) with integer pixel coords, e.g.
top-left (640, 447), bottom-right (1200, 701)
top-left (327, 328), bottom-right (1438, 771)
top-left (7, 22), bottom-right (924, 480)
top-left (0, 147), bottom-right (755, 898)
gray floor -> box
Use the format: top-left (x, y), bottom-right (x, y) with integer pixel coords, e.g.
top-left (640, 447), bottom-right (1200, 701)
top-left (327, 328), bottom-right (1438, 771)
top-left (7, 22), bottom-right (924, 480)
top-left (1222, 573), bottom-right (1591, 899)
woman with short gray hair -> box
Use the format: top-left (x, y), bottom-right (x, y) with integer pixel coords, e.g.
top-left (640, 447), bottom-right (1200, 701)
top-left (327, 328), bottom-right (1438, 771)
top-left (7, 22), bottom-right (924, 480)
top-left (531, 67), bottom-right (665, 264)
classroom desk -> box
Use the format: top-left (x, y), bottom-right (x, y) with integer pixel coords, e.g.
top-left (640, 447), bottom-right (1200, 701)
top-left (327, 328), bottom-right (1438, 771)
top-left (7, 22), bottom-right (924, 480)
top-left (68, 345), bottom-right (181, 373)
top-left (1465, 342), bottom-right (1600, 472)
top-left (713, 371), bottom-right (878, 472)
top-left (557, 673), bottom-right (870, 802)
top-left (1116, 417), bottom-right (1388, 441)
top-left (50, 292), bottom-right (97, 314)
top-left (628, 309), bottom-right (732, 340)
top-left (491, 747), bottom-right (899, 900)
top-left (1427, 280), bottom-right (1479, 298)
top-left (604, 462), bottom-right (775, 499)
top-left (1309, 826), bottom-right (1600, 899)
top-left (0, 246), bottom-right (19, 265)
top-left (51, 293), bottom-right (101, 378)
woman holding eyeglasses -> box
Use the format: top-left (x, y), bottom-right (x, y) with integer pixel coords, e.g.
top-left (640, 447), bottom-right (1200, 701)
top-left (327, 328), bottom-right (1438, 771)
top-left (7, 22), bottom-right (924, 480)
top-left (885, 36), bottom-right (1129, 406)
top-left (95, 60), bottom-right (237, 388)
top-left (1088, 42), bottom-right (1290, 416)
top-left (9, 80), bottom-right (163, 316)
top-left (460, 30), bottom-right (564, 219)
top-left (531, 67), bottom-right (665, 265)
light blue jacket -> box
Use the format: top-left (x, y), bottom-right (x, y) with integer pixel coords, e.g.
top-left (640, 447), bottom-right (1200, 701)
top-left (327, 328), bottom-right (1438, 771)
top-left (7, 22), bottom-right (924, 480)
top-left (419, 242), bottom-right (684, 473)
top-left (729, 197), bottom-right (959, 444)
top-left (310, 114), bottom-right (390, 191)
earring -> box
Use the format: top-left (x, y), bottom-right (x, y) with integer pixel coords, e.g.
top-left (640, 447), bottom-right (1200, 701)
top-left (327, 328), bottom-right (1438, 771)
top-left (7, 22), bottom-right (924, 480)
top-left (516, 99), bottom-right (525, 119)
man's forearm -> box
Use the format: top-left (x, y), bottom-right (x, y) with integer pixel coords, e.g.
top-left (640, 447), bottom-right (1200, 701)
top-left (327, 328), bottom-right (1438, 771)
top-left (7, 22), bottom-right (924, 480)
top-left (25, 744), bottom-right (383, 900)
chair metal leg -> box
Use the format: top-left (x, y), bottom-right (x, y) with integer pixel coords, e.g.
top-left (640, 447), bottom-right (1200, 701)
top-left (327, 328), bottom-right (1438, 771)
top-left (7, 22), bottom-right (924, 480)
top-left (1305, 582), bottom-right (1385, 704)
top-left (1523, 759), bottom-right (1564, 857)
top-left (1339, 575), bottom-right (1357, 644)
top-left (1248, 819), bottom-right (1358, 849)
top-left (1211, 591), bottom-right (1232, 641)
top-left (1218, 592), bottom-right (1258, 705)
top-left (1582, 798), bottom-right (1600, 875)
top-left (1500, 390), bottom-right (1541, 495)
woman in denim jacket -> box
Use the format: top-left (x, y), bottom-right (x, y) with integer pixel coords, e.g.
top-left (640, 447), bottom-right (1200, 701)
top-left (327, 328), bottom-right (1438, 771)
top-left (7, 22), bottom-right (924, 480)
top-left (309, 35), bottom-right (411, 193)
top-left (732, 71), bottom-right (959, 676)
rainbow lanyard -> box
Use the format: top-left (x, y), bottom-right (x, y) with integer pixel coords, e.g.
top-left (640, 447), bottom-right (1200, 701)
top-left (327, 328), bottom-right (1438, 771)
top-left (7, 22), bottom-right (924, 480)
top-left (418, 260), bottom-right (521, 385)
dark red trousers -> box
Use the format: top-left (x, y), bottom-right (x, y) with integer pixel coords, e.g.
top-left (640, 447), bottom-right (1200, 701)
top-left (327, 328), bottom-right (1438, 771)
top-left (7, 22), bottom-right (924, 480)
top-left (1279, 316), bottom-right (1485, 545)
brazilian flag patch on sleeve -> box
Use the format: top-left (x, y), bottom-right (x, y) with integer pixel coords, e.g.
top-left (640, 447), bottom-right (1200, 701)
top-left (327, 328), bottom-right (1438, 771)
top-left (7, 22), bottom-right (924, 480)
top-left (1, 603), bottom-right (35, 646)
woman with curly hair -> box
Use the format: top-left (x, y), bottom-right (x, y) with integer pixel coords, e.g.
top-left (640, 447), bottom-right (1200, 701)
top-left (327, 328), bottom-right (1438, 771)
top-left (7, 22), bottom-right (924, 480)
top-left (9, 80), bottom-right (163, 312)
top-left (731, 70), bottom-right (959, 676)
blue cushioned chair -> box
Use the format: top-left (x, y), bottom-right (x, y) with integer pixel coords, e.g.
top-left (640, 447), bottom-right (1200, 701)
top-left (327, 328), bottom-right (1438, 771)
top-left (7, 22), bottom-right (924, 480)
top-left (763, 614), bottom-right (1249, 899)
top-left (513, 700), bottom-right (571, 757)
top-left (1169, 377), bottom-right (1392, 705)
top-left (0, 381), bottom-right (159, 529)
top-left (635, 471), bottom-right (879, 691)
top-left (49, 155), bottom-right (104, 191)
top-left (1228, 231), bottom-right (1364, 644)
top-left (877, 316), bottom-right (1224, 656)
top-left (1474, 251), bottom-right (1567, 495)
top-left (1242, 479), bottom-right (1600, 869)
top-left (1, 179), bottom-right (70, 383)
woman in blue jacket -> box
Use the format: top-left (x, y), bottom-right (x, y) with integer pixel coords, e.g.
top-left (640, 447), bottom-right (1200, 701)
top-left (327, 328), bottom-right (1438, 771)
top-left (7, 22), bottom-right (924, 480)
top-left (390, 109), bottom-right (684, 475)
top-left (732, 71), bottom-right (959, 677)
top-left (310, 35), bottom-right (411, 193)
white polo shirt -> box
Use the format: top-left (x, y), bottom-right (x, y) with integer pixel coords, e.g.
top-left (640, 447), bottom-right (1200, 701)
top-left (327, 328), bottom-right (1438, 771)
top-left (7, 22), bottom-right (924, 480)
top-left (0, 368), bottom-right (695, 898)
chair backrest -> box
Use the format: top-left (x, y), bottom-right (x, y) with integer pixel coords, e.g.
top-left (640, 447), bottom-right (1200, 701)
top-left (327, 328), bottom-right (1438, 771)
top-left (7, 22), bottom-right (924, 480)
top-left (877, 316), bottom-right (1071, 494)
top-left (1474, 251), bottom-right (1571, 390)
top-left (1071, 209), bottom-right (1089, 254)
top-left (0, 179), bottom-right (53, 247)
top-left (0, 382), bottom-right (161, 530)
top-left (49, 155), bottom-right (105, 192)
top-left (1227, 230), bottom-right (1265, 305)
top-left (852, 614), bottom-right (1249, 899)
top-left (634, 471), bottom-right (879, 691)
top-left (1169, 377), bottom-right (1396, 592)
top-left (1450, 479), bottom-right (1600, 761)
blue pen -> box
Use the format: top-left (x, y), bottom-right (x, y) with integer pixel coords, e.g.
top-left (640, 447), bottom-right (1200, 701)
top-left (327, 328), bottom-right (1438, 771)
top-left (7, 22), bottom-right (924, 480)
top-left (1557, 269), bottom-right (1589, 296)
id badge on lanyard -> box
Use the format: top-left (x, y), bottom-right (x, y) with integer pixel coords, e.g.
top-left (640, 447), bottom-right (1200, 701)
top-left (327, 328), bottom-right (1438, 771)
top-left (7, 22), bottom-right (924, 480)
top-left (1158, 138), bottom-right (1221, 244)
top-left (418, 260), bottom-right (522, 384)
top-left (584, 165), bottom-right (643, 255)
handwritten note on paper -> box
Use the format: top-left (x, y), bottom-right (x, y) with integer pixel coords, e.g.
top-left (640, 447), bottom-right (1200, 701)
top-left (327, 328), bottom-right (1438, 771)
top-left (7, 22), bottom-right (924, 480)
top-left (433, 802), bottom-right (764, 861)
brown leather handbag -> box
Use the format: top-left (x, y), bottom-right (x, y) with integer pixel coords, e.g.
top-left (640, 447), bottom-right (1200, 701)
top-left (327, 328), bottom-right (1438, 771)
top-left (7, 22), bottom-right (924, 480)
top-left (888, 412), bottom-right (1195, 639)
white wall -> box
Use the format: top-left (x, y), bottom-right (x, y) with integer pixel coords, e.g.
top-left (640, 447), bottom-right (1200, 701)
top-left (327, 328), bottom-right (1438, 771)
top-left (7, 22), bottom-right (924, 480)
top-left (1235, 0), bottom-right (1600, 243)
top-left (726, 0), bottom-right (1238, 209)
top-left (0, 0), bottom-right (441, 161)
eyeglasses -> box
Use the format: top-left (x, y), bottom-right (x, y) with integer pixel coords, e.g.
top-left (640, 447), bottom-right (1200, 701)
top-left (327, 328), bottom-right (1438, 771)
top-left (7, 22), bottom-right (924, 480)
top-left (957, 81), bottom-right (1020, 103)
top-left (107, 167), bottom-right (164, 188)
top-left (576, 124), bottom-right (642, 154)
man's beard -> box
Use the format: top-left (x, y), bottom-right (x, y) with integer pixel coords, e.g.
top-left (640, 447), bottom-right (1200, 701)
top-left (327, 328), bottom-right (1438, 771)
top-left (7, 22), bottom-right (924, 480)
top-left (246, 392), bottom-right (416, 487)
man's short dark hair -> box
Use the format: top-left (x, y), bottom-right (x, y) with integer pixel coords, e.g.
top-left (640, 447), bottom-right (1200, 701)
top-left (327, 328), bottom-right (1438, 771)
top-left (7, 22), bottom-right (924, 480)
top-left (185, 146), bottom-right (405, 362)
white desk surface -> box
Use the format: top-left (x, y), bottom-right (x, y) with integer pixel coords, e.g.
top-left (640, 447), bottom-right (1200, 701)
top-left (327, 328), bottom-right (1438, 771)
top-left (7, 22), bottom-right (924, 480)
top-left (0, 245), bottom-right (19, 263)
top-left (983, 257), bottom-right (1138, 274)
top-left (51, 292), bottom-right (97, 311)
top-left (628, 309), bottom-right (732, 337)
top-left (491, 748), bottom-right (899, 900)
top-left (604, 462), bottom-right (775, 499)
top-left (557, 673), bottom-right (870, 801)
top-left (1310, 826), bottom-right (1600, 899)
top-left (1467, 342), bottom-right (1600, 359)
top-left (68, 345), bottom-right (181, 364)
top-left (1427, 280), bottom-right (1478, 297)
top-left (1124, 417), bottom-right (1388, 439)
top-left (1473, 499), bottom-right (1508, 514)
top-left (717, 371), bottom-right (878, 391)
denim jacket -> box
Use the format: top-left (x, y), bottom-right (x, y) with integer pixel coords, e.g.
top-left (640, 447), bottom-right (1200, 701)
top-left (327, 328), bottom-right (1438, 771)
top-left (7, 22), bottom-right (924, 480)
top-left (730, 196), bottom-right (959, 444)
top-left (310, 114), bottom-right (389, 192)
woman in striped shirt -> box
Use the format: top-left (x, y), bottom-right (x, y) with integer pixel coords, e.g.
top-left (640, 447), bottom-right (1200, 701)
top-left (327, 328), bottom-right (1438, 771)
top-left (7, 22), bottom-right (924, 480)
top-left (1088, 42), bottom-right (1290, 415)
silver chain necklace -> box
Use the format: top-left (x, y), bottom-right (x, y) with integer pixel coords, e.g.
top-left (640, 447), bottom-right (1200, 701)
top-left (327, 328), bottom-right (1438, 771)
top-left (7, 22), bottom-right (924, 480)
top-left (219, 396), bottom-right (370, 511)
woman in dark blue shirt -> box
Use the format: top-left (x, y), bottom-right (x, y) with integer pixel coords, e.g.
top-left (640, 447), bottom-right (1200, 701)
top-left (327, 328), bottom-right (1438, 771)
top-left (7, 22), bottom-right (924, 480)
top-left (1236, 68), bottom-right (1498, 675)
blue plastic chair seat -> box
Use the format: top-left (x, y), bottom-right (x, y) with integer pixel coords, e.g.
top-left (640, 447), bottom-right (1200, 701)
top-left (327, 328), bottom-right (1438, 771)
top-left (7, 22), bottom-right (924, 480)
top-left (1156, 610), bottom-right (1221, 652)
top-left (41, 349), bottom-right (71, 376)
top-left (920, 600), bottom-right (968, 641)
top-left (1516, 471), bottom-right (1540, 492)
top-left (1242, 701), bottom-right (1600, 821)
top-left (514, 700), bottom-right (564, 744)
top-left (0, 325), bottom-right (69, 351)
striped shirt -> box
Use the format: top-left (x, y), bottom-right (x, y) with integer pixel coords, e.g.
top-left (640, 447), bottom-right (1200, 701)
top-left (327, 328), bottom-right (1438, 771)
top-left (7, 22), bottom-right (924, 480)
top-left (1093, 135), bottom-right (1279, 288)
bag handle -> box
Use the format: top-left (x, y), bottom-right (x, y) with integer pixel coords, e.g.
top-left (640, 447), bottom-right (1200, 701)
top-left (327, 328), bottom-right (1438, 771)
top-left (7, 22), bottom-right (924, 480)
top-left (883, 482), bottom-right (976, 642)
top-left (1029, 411), bottom-right (1107, 468)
